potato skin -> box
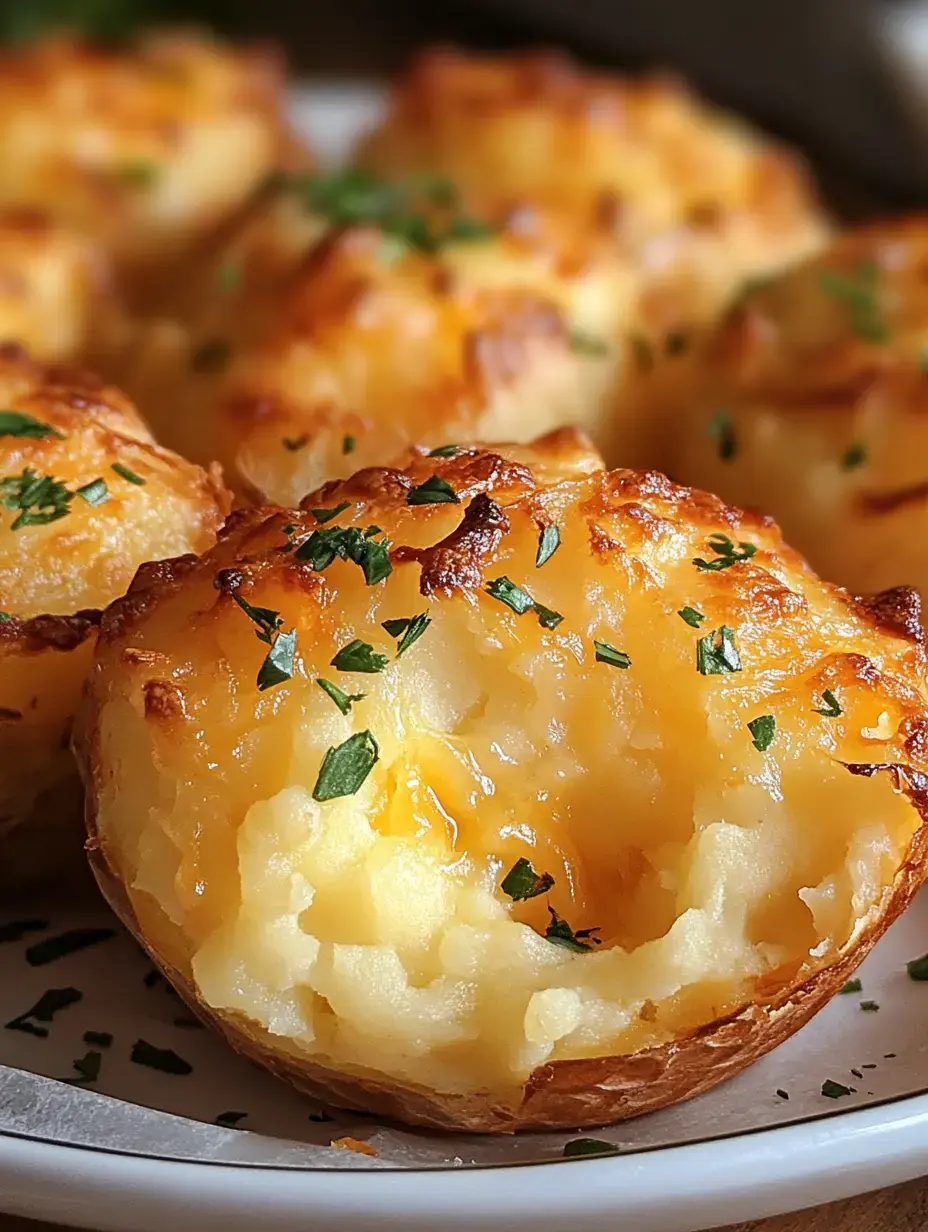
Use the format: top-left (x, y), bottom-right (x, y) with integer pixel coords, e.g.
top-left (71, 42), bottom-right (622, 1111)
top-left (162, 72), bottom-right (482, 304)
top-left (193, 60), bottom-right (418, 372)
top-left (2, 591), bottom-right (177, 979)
top-left (78, 431), bottom-right (928, 1131)
top-left (0, 347), bottom-right (230, 888)
top-left (359, 47), bottom-right (830, 333)
top-left (0, 32), bottom-right (299, 309)
top-left (664, 218), bottom-right (928, 598)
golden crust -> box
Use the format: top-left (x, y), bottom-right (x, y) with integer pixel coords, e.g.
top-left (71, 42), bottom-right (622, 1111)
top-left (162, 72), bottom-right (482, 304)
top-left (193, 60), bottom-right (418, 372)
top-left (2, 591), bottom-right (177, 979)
top-left (0, 350), bottom-right (231, 888)
top-left (77, 434), bottom-right (928, 1131)
top-left (0, 32), bottom-right (302, 308)
top-left (663, 217), bottom-right (928, 598)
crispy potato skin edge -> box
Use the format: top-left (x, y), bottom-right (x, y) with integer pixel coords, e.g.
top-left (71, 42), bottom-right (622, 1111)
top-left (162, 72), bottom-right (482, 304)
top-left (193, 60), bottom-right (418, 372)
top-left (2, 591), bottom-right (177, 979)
top-left (78, 733), bottom-right (928, 1132)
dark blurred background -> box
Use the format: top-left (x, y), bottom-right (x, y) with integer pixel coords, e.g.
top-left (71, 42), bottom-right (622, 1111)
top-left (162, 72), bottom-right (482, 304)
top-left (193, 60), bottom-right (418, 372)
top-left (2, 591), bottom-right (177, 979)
top-left (3, 0), bottom-right (927, 214)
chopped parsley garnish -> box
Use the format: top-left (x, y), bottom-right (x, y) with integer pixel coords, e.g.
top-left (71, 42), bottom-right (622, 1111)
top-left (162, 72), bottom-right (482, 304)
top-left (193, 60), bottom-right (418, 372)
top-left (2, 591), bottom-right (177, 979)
top-left (840, 978), bottom-right (862, 995)
top-left (535, 525), bottom-right (560, 568)
top-left (83, 1030), bottom-right (113, 1048)
top-left (0, 612), bottom-right (10, 622)
top-left (486, 576), bottom-right (534, 615)
top-left (820, 261), bottom-right (889, 344)
top-left (232, 593), bottom-right (296, 692)
top-left (5, 987), bottom-right (82, 1037)
top-left (190, 338), bottom-right (230, 373)
top-left (0, 410), bottom-right (64, 440)
top-left (812, 689), bottom-right (842, 717)
top-left (428, 444), bottom-right (462, 458)
top-left (841, 442), bottom-right (867, 472)
top-left (26, 928), bottom-right (115, 966)
top-left (693, 532), bottom-right (756, 572)
top-left (0, 918), bottom-right (48, 942)
top-left (111, 462), bottom-right (145, 486)
top-left (748, 714), bottom-right (776, 752)
top-left (118, 160), bottom-right (159, 190)
top-left (594, 641), bottom-right (631, 670)
top-left (569, 330), bottom-right (610, 357)
top-left (130, 1039), bottom-right (192, 1076)
top-left (533, 602), bottom-right (563, 629)
top-left (906, 953), bottom-right (928, 981)
top-left (294, 169), bottom-right (493, 254)
top-left (678, 606), bottom-right (706, 628)
top-left (331, 638), bottom-right (389, 674)
top-left (563, 1139), bottom-right (622, 1158)
top-left (406, 474), bottom-right (460, 505)
top-left (501, 857), bottom-right (554, 901)
top-left (545, 907), bottom-right (602, 953)
top-left (69, 1050), bottom-right (102, 1084)
top-left (821, 1079), bottom-right (852, 1099)
top-left (309, 501), bottom-right (352, 523)
top-left (696, 626), bottom-right (742, 675)
top-left (1, 469), bottom-right (73, 530)
top-left (76, 478), bottom-right (110, 507)
top-left (312, 730), bottom-right (379, 802)
top-left (776, 1089), bottom-right (790, 1101)
top-left (283, 434), bottom-right (309, 452)
top-left (381, 612), bottom-right (431, 656)
top-left (860, 1000), bottom-right (879, 1012)
top-left (215, 1111), bottom-right (248, 1129)
top-left (316, 678), bottom-right (365, 715)
top-left (343, 435), bottom-right (355, 455)
top-left (706, 410), bottom-right (736, 462)
top-left (218, 263), bottom-right (242, 292)
top-left (294, 525), bottom-right (392, 585)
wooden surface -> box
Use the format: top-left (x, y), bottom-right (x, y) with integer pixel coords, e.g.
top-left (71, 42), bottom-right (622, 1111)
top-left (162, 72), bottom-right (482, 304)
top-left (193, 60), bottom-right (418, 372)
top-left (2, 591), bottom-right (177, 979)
top-left (2, 1176), bottom-right (927, 1232)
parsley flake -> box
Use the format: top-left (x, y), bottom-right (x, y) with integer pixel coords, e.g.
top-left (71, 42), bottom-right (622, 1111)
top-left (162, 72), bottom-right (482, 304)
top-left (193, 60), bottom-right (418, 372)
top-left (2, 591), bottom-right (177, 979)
top-left (381, 612), bottom-right (431, 656)
top-left (131, 1039), bottom-right (192, 1076)
top-left (309, 500), bottom-right (351, 523)
top-left (427, 444), bottom-right (462, 458)
top-left (331, 638), bottom-right (388, 674)
top-left (535, 525), bottom-right (560, 568)
top-left (294, 525), bottom-right (392, 585)
top-left (563, 1139), bottom-right (622, 1158)
top-left (257, 627), bottom-right (296, 691)
top-left (76, 478), bottom-right (110, 507)
top-left (748, 714), bottom-right (776, 752)
top-left (776, 1089), bottom-right (790, 1101)
top-left (1, 468), bottom-right (73, 530)
top-left (316, 678), bottom-right (364, 715)
top-left (860, 1000), bottom-right (879, 1012)
top-left (0, 918), bottom-right (47, 943)
top-left (839, 978), bottom-right (862, 995)
top-left (283, 435), bottom-right (309, 452)
top-left (406, 474), bottom-right (459, 505)
top-left (820, 261), bottom-right (889, 344)
top-left (215, 1111), bottom-right (248, 1128)
top-left (313, 730), bottom-right (379, 801)
top-left (821, 1079), bottom-right (852, 1099)
top-left (233, 593), bottom-right (283, 644)
top-left (812, 689), bottom-right (842, 717)
top-left (69, 1050), bottom-right (102, 1084)
top-left (111, 462), bottom-right (145, 486)
top-left (83, 1030), bottom-right (113, 1048)
top-left (706, 410), bottom-right (736, 461)
top-left (841, 441), bottom-right (867, 472)
top-left (501, 857), bottom-right (554, 901)
top-left (545, 906), bottom-right (602, 953)
top-left (678, 606), bottom-right (706, 628)
top-left (906, 953), bottom-right (928, 981)
top-left (594, 641), bottom-right (631, 670)
top-left (533, 602), bottom-right (563, 630)
top-left (696, 626), bottom-right (742, 675)
top-left (486, 576), bottom-right (534, 615)
top-left (0, 410), bottom-right (64, 440)
top-left (26, 928), bottom-right (115, 966)
top-left (693, 533), bottom-right (757, 572)
top-left (5, 987), bottom-right (82, 1037)
top-left (343, 435), bottom-right (355, 455)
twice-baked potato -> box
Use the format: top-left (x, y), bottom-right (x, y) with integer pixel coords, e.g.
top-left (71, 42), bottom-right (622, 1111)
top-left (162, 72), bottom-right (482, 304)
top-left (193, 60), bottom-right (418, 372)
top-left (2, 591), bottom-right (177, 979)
top-left (78, 430), bottom-right (928, 1131)
top-left (663, 217), bottom-right (928, 598)
top-left (0, 31), bottom-right (301, 309)
top-left (0, 345), bottom-right (229, 888)
top-left (359, 47), bottom-right (830, 336)
top-left (126, 173), bottom-right (635, 503)
top-left (0, 208), bottom-right (128, 367)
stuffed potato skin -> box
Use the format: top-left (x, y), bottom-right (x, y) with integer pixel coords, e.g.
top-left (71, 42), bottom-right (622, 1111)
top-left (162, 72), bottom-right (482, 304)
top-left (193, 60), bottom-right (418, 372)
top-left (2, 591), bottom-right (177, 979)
top-left (0, 32), bottom-right (298, 308)
top-left (79, 431), bottom-right (928, 1131)
top-left (359, 47), bottom-right (830, 333)
top-left (666, 218), bottom-right (928, 598)
top-left (129, 185), bottom-right (634, 504)
top-left (0, 346), bottom-right (230, 888)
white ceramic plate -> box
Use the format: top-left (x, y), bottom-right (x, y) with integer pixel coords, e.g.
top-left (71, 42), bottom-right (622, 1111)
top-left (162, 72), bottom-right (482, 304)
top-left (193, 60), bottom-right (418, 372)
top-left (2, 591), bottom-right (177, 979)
top-left (3, 86), bottom-right (928, 1232)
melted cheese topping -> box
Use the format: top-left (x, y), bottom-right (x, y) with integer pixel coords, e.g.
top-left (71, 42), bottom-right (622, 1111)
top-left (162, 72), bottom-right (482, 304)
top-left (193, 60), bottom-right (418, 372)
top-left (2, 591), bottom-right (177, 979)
top-left (85, 437), bottom-right (928, 1096)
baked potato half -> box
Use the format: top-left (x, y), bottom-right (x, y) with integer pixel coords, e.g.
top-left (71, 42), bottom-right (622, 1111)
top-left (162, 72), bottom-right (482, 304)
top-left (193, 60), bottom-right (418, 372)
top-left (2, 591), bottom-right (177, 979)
top-left (0, 208), bottom-right (128, 367)
top-left (664, 217), bottom-right (928, 598)
top-left (0, 31), bottom-right (300, 309)
top-left (126, 174), bottom-right (634, 503)
top-left (78, 430), bottom-right (928, 1132)
top-left (358, 47), bottom-right (830, 336)
top-left (0, 346), bottom-right (229, 888)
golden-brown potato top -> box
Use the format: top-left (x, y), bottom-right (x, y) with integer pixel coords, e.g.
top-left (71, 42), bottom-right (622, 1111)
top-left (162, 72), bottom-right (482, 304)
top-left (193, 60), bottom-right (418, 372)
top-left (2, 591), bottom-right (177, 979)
top-left (359, 47), bottom-right (828, 249)
top-left (0, 346), bottom-right (228, 617)
top-left (0, 32), bottom-right (293, 286)
top-left (0, 208), bottom-right (126, 364)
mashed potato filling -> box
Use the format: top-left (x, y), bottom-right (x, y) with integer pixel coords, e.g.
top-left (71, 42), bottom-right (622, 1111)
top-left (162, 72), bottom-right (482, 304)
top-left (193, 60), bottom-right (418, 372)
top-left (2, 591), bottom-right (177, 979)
top-left (91, 461), bottom-right (924, 1098)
